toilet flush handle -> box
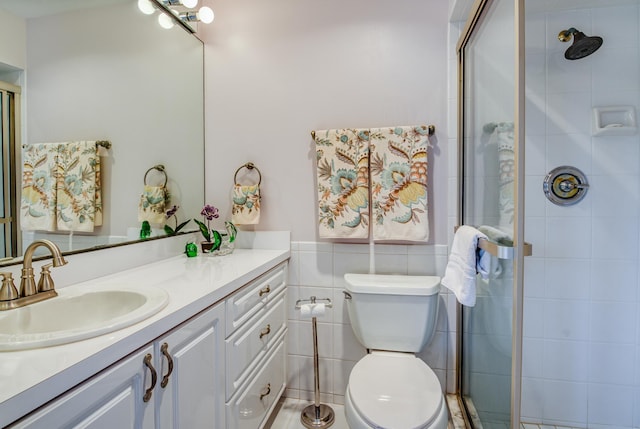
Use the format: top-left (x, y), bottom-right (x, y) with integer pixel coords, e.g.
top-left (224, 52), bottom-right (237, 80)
top-left (342, 291), bottom-right (352, 300)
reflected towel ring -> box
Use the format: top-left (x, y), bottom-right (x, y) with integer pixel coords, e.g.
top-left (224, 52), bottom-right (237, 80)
top-left (234, 162), bottom-right (262, 186)
top-left (144, 164), bottom-right (168, 187)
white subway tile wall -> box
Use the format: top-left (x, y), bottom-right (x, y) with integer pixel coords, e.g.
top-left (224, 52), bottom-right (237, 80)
top-left (521, 4), bottom-right (640, 427)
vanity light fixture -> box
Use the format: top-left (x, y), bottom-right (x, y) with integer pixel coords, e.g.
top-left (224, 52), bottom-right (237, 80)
top-left (138, 0), bottom-right (215, 32)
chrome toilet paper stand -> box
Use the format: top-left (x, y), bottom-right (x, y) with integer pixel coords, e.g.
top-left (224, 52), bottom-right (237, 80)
top-left (295, 296), bottom-right (334, 428)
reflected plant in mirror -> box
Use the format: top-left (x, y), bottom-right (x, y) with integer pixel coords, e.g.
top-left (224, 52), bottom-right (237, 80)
top-left (0, 0), bottom-right (204, 265)
top-left (164, 205), bottom-right (190, 236)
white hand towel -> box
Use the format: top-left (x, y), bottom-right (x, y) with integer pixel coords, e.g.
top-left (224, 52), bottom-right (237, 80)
top-left (441, 225), bottom-right (489, 307)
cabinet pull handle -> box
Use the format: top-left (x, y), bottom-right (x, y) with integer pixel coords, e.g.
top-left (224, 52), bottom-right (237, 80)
top-left (160, 342), bottom-right (174, 389)
top-left (259, 285), bottom-right (271, 296)
top-left (259, 383), bottom-right (271, 400)
top-left (143, 353), bottom-right (157, 403)
top-left (259, 324), bottom-right (271, 339)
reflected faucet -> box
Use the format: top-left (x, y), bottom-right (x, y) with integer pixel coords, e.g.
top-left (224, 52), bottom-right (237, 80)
top-left (0, 239), bottom-right (68, 311)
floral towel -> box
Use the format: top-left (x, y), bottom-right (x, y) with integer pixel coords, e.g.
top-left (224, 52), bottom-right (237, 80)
top-left (56, 141), bottom-right (102, 232)
top-left (370, 125), bottom-right (430, 242)
top-left (21, 143), bottom-right (58, 231)
top-left (138, 185), bottom-right (168, 225)
top-left (21, 141), bottom-right (103, 232)
top-left (232, 184), bottom-right (261, 225)
top-left (314, 128), bottom-right (370, 239)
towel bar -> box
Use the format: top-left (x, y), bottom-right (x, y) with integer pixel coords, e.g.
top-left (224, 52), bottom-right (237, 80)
top-left (22, 141), bottom-right (112, 149)
top-left (310, 124), bottom-right (435, 140)
top-left (96, 140), bottom-right (112, 149)
top-left (453, 226), bottom-right (533, 259)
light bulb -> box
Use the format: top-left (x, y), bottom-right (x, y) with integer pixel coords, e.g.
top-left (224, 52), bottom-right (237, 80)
top-left (138, 0), bottom-right (155, 15)
top-left (198, 6), bottom-right (214, 24)
top-left (158, 13), bottom-right (175, 29)
top-left (182, 0), bottom-right (198, 8)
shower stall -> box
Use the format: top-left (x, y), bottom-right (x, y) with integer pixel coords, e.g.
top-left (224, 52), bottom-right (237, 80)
top-left (455, 0), bottom-right (640, 427)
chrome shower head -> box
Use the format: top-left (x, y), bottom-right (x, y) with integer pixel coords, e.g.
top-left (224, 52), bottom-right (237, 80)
top-left (558, 28), bottom-right (603, 60)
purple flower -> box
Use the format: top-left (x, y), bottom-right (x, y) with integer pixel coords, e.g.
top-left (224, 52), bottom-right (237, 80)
top-left (166, 205), bottom-right (179, 219)
top-left (201, 204), bottom-right (219, 221)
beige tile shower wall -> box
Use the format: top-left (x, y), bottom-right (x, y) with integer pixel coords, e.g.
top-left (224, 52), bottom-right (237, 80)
top-left (284, 241), bottom-right (454, 405)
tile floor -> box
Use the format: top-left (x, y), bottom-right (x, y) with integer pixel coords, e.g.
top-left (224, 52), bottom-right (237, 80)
top-left (266, 397), bottom-right (594, 429)
top-left (267, 398), bottom-right (349, 429)
top-left (520, 425), bottom-right (584, 429)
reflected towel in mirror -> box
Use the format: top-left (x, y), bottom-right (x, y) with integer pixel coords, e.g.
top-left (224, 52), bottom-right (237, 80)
top-left (138, 185), bottom-right (168, 225)
top-left (21, 141), bottom-right (103, 232)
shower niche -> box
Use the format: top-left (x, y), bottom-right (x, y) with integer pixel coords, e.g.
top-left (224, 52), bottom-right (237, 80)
top-left (592, 105), bottom-right (638, 136)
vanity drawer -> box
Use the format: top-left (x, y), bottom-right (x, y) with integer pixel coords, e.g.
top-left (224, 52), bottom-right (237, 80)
top-left (226, 263), bottom-right (286, 336)
top-left (225, 340), bottom-right (285, 429)
top-left (225, 292), bottom-right (286, 400)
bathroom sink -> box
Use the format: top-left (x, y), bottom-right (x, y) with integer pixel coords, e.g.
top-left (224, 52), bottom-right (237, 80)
top-left (0, 285), bottom-right (169, 351)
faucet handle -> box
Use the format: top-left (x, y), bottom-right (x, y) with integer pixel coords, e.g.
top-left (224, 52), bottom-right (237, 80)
top-left (38, 264), bottom-right (55, 293)
top-left (0, 273), bottom-right (19, 301)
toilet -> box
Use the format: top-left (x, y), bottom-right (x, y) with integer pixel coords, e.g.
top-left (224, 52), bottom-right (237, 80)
top-left (343, 273), bottom-right (448, 429)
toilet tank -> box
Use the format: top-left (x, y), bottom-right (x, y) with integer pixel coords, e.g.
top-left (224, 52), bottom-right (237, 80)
top-left (344, 274), bottom-right (441, 353)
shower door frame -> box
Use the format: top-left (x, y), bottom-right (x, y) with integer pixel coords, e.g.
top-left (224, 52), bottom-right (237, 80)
top-left (455, 0), bottom-right (526, 428)
top-left (0, 81), bottom-right (20, 259)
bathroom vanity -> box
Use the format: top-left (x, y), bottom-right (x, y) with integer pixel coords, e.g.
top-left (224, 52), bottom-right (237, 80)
top-left (0, 243), bottom-right (289, 429)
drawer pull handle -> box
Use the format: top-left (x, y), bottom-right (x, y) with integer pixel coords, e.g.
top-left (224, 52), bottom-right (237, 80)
top-left (160, 342), bottom-right (174, 388)
top-left (259, 324), bottom-right (271, 339)
top-left (259, 383), bottom-right (271, 400)
top-left (259, 285), bottom-right (271, 296)
top-left (143, 353), bottom-right (157, 403)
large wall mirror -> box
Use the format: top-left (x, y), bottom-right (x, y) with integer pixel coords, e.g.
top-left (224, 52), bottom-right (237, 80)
top-left (0, 0), bottom-right (204, 265)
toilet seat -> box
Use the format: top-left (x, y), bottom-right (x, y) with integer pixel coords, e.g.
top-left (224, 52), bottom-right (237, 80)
top-left (348, 352), bottom-right (443, 429)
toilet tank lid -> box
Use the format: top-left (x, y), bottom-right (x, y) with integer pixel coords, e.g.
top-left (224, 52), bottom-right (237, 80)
top-left (344, 274), bottom-right (441, 296)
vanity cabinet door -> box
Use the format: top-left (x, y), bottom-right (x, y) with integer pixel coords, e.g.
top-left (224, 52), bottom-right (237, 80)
top-left (155, 301), bottom-right (225, 429)
top-left (10, 345), bottom-right (156, 429)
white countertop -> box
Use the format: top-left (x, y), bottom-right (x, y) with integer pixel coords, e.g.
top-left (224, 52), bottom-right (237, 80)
top-left (0, 248), bottom-right (289, 427)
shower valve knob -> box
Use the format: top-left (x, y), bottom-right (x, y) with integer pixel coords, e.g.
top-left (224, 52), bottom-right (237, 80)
top-left (558, 180), bottom-right (588, 192)
top-left (543, 166), bottom-right (589, 206)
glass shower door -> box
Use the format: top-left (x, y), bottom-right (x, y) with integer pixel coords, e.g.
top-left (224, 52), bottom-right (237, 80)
top-left (457, 0), bottom-right (526, 427)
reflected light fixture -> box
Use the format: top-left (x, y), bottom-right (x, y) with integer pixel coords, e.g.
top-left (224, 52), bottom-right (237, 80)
top-left (180, 6), bottom-right (214, 24)
top-left (158, 11), bottom-right (175, 29)
top-left (138, 0), bottom-right (155, 15)
top-left (138, 0), bottom-right (215, 31)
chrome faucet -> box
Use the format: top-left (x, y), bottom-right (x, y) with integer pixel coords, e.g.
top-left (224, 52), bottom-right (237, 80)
top-left (0, 239), bottom-right (68, 311)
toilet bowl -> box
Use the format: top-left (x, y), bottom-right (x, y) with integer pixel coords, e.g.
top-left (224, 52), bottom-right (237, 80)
top-left (345, 352), bottom-right (448, 429)
top-left (343, 274), bottom-right (448, 429)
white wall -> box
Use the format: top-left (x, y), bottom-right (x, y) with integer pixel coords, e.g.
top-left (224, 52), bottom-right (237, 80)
top-left (201, 0), bottom-right (449, 243)
top-left (522, 4), bottom-right (640, 427)
top-left (0, 7), bottom-right (25, 73)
